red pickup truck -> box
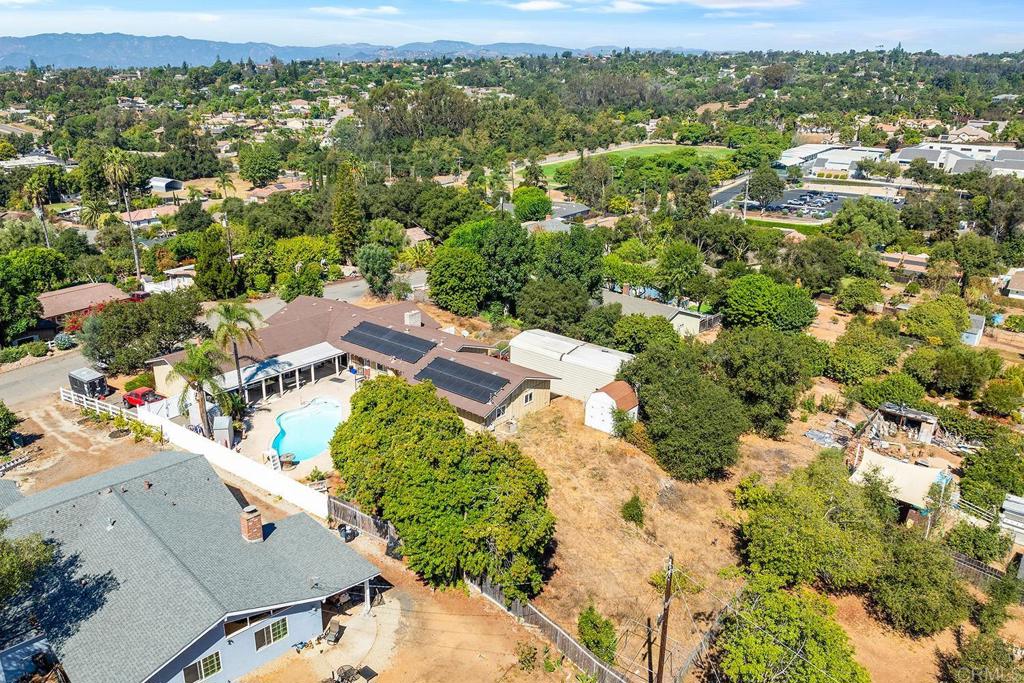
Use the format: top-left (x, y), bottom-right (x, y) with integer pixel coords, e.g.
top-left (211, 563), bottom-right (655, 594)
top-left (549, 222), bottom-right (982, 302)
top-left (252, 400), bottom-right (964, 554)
top-left (122, 387), bottom-right (165, 409)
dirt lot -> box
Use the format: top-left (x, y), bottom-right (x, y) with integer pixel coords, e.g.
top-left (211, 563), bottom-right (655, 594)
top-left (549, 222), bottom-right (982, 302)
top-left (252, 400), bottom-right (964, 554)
top-left (807, 299), bottom-right (851, 343)
top-left (511, 398), bottom-right (831, 681)
top-left (6, 401), bottom-right (160, 493)
top-left (830, 593), bottom-right (958, 683)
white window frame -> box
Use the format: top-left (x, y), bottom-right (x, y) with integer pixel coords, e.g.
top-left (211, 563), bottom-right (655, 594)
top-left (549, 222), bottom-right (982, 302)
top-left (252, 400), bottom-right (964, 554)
top-left (494, 404), bottom-right (507, 419)
top-left (254, 617), bottom-right (289, 652)
top-left (183, 651), bottom-right (221, 683)
top-left (523, 391), bottom-right (534, 405)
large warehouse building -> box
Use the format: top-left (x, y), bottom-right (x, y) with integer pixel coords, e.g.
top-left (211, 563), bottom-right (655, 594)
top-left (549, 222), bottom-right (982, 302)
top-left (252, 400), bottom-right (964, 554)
top-left (508, 329), bottom-right (633, 402)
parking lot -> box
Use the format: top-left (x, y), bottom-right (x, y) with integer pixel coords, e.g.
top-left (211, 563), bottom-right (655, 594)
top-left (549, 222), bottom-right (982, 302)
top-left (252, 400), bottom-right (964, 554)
top-left (714, 185), bottom-right (903, 220)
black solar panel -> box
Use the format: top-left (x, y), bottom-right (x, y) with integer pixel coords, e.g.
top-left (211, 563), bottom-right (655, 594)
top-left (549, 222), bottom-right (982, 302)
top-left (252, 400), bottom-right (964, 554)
top-left (415, 357), bottom-right (509, 404)
top-left (341, 321), bottom-right (437, 363)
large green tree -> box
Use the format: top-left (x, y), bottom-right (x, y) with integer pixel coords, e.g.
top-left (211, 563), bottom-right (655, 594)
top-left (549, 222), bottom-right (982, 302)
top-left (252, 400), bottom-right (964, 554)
top-left (715, 577), bottom-right (870, 683)
top-left (332, 163), bottom-right (364, 261)
top-left (747, 164), bottom-right (785, 213)
top-left (621, 342), bottom-right (749, 481)
top-left (427, 246), bottom-right (489, 316)
top-left (0, 516), bottom-right (53, 602)
top-left (479, 215), bottom-right (533, 311)
top-left (355, 243), bottom-right (396, 299)
top-left (516, 277), bottom-right (589, 334)
top-left (330, 376), bottom-right (555, 601)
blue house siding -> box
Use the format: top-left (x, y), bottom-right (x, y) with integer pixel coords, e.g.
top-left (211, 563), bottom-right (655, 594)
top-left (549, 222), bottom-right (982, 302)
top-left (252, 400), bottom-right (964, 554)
top-left (0, 635), bottom-right (51, 683)
top-left (146, 601), bottom-right (324, 683)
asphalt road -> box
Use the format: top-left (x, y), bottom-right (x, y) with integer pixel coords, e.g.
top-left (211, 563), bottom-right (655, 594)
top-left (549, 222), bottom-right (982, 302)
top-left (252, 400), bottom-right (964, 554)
top-left (0, 350), bottom-right (86, 408)
top-left (0, 270), bottom-right (429, 409)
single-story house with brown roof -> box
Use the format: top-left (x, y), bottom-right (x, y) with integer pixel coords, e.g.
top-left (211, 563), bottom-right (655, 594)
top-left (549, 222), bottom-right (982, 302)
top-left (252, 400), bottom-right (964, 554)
top-left (38, 282), bottom-right (132, 324)
top-left (246, 180), bottom-right (310, 204)
top-left (150, 297), bottom-right (553, 431)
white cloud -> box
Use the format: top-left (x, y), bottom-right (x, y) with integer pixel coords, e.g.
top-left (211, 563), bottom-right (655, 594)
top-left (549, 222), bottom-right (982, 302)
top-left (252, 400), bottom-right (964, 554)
top-left (0, 0), bottom-right (44, 6)
top-left (635, 0), bottom-right (800, 8)
top-left (594, 1), bottom-right (655, 13)
top-left (506, 0), bottom-right (570, 11)
top-left (703, 10), bottom-right (749, 17)
top-left (309, 5), bottom-right (401, 17)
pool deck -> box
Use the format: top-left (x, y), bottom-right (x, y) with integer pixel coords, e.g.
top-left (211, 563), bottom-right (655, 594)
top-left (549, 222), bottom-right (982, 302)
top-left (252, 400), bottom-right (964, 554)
top-left (240, 374), bottom-right (357, 481)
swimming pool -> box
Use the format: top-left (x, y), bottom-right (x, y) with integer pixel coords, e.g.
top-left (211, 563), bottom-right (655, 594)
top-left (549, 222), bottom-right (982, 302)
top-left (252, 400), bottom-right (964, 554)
top-left (271, 397), bottom-right (345, 462)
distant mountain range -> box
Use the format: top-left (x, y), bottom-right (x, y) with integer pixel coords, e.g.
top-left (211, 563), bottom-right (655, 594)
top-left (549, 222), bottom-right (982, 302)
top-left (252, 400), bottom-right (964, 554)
top-left (0, 33), bottom-right (704, 69)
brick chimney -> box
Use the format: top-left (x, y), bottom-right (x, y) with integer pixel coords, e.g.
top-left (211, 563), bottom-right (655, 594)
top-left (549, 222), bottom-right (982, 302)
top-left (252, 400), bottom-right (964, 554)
top-left (240, 505), bottom-right (263, 543)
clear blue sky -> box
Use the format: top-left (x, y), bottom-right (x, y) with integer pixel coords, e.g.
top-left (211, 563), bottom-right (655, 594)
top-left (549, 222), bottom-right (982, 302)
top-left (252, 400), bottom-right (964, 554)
top-left (0, 0), bottom-right (1021, 53)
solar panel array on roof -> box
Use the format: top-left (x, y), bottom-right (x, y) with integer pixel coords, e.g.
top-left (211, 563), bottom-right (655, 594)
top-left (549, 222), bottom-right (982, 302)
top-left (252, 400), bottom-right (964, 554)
top-left (415, 357), bottom-right (509, 405)
top-left (341, 321), bottom-right (437, 363)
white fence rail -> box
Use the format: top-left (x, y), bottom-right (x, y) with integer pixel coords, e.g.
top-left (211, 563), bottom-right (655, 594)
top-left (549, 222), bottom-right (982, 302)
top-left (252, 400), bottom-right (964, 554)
top-left (58, 388), bottom-right (133, 420)
top-left (58, 388), bottom-right (327, 519)
top-left (134, 407), bottom-right (329, 518)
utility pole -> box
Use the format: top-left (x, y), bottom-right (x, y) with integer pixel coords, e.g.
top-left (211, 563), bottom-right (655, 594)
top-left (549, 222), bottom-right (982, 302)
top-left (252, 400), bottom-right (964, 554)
top-left (645, 617), bottom-right (655, 683)
top-left (656, 555), bottom-right (673, 683)
top-left (742, 175), bottom-right (750, 222)
top-left (123, 188), bottom-right (142, 281)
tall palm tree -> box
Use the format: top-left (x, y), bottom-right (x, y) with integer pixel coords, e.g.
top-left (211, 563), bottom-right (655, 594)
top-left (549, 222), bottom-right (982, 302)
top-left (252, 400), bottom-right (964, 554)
top-left (22, 174), bottom-right (51, 247)
top-left (215, 171), bottom-right (237, 266)
top-left (167, 340), bottom-right (228, 438)
top-left (211, 300), bottom-right (263, 400)
top-left (79, 196), bottom-right (109, 229)
top-left (102, 148), bottom-right (141, 280)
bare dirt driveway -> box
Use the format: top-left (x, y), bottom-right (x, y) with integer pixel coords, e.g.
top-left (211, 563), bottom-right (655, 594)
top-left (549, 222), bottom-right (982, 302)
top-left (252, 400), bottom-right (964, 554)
top-left (6, 400), bottom-right (160, 493)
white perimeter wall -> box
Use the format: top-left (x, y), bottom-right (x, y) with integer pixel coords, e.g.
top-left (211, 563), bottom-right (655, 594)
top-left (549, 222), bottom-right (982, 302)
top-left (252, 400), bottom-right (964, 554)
top-left (136, 408), bottom-right (328, 519)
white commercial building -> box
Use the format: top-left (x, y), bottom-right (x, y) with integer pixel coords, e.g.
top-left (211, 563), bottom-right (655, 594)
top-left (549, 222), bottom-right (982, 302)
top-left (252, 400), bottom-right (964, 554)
top-left (778, 144), bottom-right (842, 169)
top-left (508, 329), bottom-right (633, 402)
top-left (891, 143), bottom-right (1024, 177)
top-left (808, 147), bottom-right (887, 177)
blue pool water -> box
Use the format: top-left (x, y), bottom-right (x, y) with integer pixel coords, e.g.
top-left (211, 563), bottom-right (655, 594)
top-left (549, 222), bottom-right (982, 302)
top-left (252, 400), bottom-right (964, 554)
top-left (271, 397), bottom-right (345, 462)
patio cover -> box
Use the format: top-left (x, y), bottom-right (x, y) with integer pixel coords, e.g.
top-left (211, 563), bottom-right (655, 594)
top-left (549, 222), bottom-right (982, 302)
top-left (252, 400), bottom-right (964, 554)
top-left (217, 341), bottom-right (343, 391)
top-left (850, 449), bottom-right (952, 510)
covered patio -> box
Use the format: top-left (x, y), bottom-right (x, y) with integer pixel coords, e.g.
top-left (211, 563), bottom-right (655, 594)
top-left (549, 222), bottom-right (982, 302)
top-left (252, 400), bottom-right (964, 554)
top-left (218, 342), bottom-right (349, 403)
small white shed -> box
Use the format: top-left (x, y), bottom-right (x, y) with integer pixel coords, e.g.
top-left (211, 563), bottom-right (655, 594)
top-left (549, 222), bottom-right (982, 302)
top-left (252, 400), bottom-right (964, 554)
top-left (585, 380), bottom-right (639, 434)
top-left (508, 329), bottom-right (633, 402)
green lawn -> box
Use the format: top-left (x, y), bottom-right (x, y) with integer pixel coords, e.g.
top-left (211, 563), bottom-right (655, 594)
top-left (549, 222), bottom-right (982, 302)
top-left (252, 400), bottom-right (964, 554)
top-left (541, 144), bottom-right (731, 180)
top-left (743, 217), bottom-right (824, 237)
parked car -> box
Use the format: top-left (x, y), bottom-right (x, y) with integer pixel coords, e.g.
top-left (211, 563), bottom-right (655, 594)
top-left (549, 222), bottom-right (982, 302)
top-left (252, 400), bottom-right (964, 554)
top-left (122, 387), bottom-right (165, 408)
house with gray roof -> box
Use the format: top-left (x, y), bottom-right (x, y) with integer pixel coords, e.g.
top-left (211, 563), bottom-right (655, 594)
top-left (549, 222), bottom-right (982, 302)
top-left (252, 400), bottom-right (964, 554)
top-left (601, 289), bottom-right (721, 337)
top-left (0, 451), bottom-right (379, 683)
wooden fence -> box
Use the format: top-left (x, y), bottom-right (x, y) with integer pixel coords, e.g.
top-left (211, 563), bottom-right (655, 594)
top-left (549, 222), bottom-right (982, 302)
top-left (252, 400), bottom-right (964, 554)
top-left (467, 573), bottom-right (629, 683)
top-left (672, 587), bottom-right (743, 683)
top-left (327, 495), bottom-right (629, 683)
top-left (949, 550), bottom-right (1007, 589)
top-left (58, 388), bottom-right (133, 420)
top-left (326, 496), bottom-right (402, 558)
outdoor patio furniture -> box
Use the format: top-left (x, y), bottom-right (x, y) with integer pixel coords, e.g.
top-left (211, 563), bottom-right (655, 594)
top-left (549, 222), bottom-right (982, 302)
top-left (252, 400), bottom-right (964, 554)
top-left (280, 453), bottom-right (296, 470)
top-left (357, 666), bottom-right (378, 681)
top-left (335, 665), bottom-right (358, 682)
top-left (324, 623), bottom-right (344, 645)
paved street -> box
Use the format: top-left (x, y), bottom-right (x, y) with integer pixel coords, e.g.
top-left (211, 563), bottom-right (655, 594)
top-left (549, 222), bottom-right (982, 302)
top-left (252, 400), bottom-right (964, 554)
top-left (1, 270), bottom-right (429, 409)
top-left (0, 350), bottom-right (86, 408)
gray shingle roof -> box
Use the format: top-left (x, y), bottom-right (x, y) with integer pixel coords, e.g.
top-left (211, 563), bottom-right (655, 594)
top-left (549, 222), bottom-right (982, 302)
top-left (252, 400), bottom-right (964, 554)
top-left (0, 479), bottom-right (23, 508)
top-left (1, 451), bottom-right (379, 683)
